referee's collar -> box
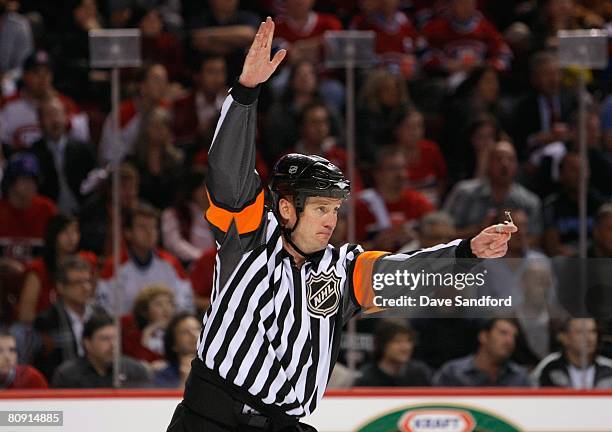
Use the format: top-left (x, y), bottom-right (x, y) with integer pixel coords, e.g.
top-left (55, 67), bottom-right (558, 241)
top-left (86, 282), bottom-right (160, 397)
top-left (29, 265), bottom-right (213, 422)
top-left (281, 246), bottom-right (326, 268)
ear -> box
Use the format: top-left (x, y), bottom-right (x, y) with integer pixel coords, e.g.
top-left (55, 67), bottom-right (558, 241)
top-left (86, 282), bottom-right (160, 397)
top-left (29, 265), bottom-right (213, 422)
top-left (278, 197), bottom-right (295, 223)
top-left (478, 330), bottom-right (487, 346)
top-left (83, 337), bottom-right (92, 354)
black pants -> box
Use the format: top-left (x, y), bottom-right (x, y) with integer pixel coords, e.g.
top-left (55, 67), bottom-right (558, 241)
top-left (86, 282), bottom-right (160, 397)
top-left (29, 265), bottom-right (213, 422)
top-left (166, 402), bottom-right (318, 432)
top-left (166, 367), bottom-right (317, 432)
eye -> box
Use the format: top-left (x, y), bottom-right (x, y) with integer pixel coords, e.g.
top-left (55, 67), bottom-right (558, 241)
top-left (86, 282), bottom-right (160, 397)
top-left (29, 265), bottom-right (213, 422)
top-left (334, 207), bottom-right (340, 214)
top-left (317, 206), bottom-right (326, 214)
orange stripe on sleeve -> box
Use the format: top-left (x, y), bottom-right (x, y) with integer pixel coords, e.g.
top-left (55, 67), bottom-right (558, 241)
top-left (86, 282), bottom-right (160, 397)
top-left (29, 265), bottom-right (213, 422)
top-left (353, 251), bottom-right (388, 310)
top-left (205, 189), bottom-right (264, 234)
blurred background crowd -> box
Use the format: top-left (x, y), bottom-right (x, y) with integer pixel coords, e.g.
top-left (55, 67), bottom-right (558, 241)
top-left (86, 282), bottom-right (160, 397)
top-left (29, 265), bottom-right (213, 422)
top-left (1, 0), bottom-right (612, 391)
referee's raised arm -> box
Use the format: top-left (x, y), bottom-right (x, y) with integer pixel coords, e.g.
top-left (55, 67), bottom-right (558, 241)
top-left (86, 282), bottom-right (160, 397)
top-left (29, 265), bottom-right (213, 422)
top-left (205, 18), bottom-right (286, 239)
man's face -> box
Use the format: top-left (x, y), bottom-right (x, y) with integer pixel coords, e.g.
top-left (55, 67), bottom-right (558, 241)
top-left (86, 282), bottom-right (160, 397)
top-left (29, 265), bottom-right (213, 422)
top-left (594, 214), bottom-right (612, 257)
top-left (40, 99), bottom-right (68, 140)
top-left (0, 336), bottom-right (17, 378)
top-left (10, 177), bottom-right (37, 204)
top-left (396, 111), bottom-right (424, 145)
top-left (126, 215), bottom-right (158, 252)
top-left (420, 222), bottom-right (455, 248)
top-left (282, 196), bottom-right (342, 254)
top-left (375, 153), bottom-right (407, 193)
top-left (450, 0), bottom-right (477, 22)
top-left (302, 107), bottom-right (330, 145)
top-left (562, 318), bottom-right (598, 359)
top-left (480, 320), bottom-right (517, 362)
top-left (199, 59), bottom-right (226, 95)
top-left (488, 142), bottom-right (517, 184)
top-left (140, 65), bottom-right (168, 102)
top-left (173, 316), bottom-right (200, 357)
top-left (119, 175), bottom-right (139, 208)
top-left (533, 60), bottom-right (561, 97)
top-left (57, 269), bottom-right (93, 308)
top-left (84, 325), bottom-right (116, 368)
top-left (383, 333), bottom-right (414, 365)
top-left (286, 0), bottom-right (315, 16)
top-left (23, 66), bottom-right (53, 98)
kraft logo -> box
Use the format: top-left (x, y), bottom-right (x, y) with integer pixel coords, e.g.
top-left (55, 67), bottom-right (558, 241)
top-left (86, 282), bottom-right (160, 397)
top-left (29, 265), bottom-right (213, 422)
top-left (397, 409), bottom-right (476, 432)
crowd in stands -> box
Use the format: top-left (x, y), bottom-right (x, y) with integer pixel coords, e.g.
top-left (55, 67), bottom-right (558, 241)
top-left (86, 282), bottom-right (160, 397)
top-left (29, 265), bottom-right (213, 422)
top-left (1, 0), bottom-right (612, 390)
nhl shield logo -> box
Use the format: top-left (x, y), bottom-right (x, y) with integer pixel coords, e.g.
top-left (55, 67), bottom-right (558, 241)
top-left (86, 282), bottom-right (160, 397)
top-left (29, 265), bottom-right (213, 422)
top-left (306, 268), bottom-right (341, 318)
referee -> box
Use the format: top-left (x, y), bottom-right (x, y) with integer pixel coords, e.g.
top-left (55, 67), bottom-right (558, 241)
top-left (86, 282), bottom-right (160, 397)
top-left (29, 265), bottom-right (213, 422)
top-left (166, 17), bottom-right (516, 432)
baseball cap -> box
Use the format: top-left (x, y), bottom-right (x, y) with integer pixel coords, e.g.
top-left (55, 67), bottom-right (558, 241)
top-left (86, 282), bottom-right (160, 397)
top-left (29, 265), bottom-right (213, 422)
top-left (6, 153), bottom-right (40, 179)
top-left (23, 50), bottom-right (52, 72)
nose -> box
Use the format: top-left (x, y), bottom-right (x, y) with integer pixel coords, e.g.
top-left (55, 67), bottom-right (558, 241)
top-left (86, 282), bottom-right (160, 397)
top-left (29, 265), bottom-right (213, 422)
top-left (323, 212), bottom-right (337, 230)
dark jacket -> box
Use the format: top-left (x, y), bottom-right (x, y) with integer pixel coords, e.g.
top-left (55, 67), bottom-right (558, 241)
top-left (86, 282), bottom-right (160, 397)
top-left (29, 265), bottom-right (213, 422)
top-left (533, 352), bottom-right (612, 388)
top-left (27, 136), bottom-right (96, 205)
top-left (33, 301), bottom-right (106, 381)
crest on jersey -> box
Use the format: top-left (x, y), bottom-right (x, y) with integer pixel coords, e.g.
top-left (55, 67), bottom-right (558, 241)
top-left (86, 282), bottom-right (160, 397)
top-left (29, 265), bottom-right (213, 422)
top-left (306, 268), bottom-right (341, 318)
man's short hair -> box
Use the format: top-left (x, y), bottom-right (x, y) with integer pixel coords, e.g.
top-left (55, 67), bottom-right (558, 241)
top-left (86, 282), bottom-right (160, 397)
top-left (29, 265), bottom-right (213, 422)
top-left (82, 313), bottom-right (114, 340)
top-left (0, 328), bottom-right (14, 340)
top-left (124, 202), bottom-right (160, 230)
top-left (55, 255), bottom-right (91, 284)
top-left (529, 51), bottom-right (558, 76)
top-left (373, 320), bottom-right (416, 362)
top-left (479, 317), bottom-right (518, 335)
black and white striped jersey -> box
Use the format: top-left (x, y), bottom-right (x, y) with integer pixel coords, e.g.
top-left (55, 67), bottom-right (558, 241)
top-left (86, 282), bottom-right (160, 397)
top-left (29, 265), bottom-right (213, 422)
top-left (197, 82), bottom-right (476, 418)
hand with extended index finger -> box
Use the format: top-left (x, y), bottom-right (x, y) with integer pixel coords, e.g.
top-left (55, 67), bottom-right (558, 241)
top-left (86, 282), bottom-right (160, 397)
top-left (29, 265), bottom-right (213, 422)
top-left (470, 223), bottom-right (518, 258)
top-left (238, 17), bottom-right (287, 88)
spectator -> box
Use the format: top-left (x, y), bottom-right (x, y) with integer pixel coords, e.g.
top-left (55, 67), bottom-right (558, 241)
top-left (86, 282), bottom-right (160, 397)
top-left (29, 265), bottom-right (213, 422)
top-left (288, 101), bottom-right (362, 191)
top-left (96, 202), bottom-right (194, 315)
top-left (391, 108), bottom-right (447, 206)
top-left (355, 321), bottom-right (432, 386)
top-left (0, 329), bottom-right (47, 389)
top-left (98, 63), bottom-right (169, 164)
top-left (533, 318), bottom-right (612, 388)
top-left (443, 140), bottom-right (542, 241)
top-left (51, 0), bottom-right (104, 102)
top-left (172, 54), bottom-right (227, 149)
top-left (17, 213), bottom-right (97, 324)
top-left (161, 169), bottom-right (215, 266)
top-left (127, 106), bottom-right (183, 209)
top-left (188, 0), bottom-right (259, 80)
top-left (512, 260), bottom-right (562, 369)
top-left (355, 147), bottom-right (433, 251)
top-left (584, 204), bottom-right (612, 317)
top-left (52, 312), bottom-right (151, 388)
top-left (350, 0), bottom-right (426, 79)
top-left (274, 0), bottom-right (342, 66)
top-left (0, 50), bottom-right (90, 151)
top-left (78, 162), bottom-right (139, 257)
top-left (0, 0), bottom-right (34, 97)
top-left (27, 96), bottom-right (96, 214)
top-left (33, 256), bottom-right (103, 381)
top-left (510, 51), bottom-right (576, 161)
top-left (441, 66), bottom-right (502, 174)
top-left (154, 311), bottom-right (200, 389)
top-left (356, 68), bottom-right (411, 163)
top-left (413, 211), bottom-right (456, 250)
top-left (422, 0), bottom-right (512, 76)
top-left (0, 153), bottom-right (57, 263)
top-left (264, 60), bottom-right (344, 165)
top-left (542, 152), bottom-right (605, 256)
top-left (125, 6), bottom-right (185, 86)
top-left (122, 284), bottom-right (175, 366)
top-left (449, 114), bottom-right (503, 186)
top-left (434, 318), bottom-right (532, 386)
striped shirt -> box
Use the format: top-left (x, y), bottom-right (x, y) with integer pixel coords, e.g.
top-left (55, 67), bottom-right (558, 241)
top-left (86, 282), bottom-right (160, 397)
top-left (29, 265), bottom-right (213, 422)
top-left (196, 82), bottom-right (475, 418)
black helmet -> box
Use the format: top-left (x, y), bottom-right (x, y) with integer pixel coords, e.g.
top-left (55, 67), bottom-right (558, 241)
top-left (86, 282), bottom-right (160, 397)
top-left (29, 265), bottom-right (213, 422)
top-left (270, 153), bottom-right (350, 213)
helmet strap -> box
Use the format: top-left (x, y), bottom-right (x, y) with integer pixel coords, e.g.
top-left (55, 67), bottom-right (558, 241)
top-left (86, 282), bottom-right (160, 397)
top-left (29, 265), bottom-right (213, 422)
top-left (281, 193), bottom-right (312, 259)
